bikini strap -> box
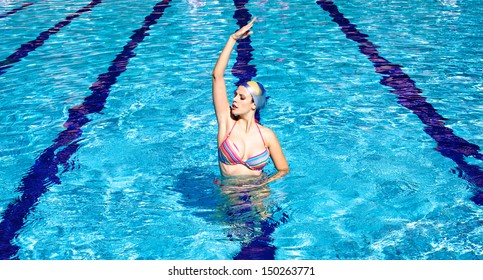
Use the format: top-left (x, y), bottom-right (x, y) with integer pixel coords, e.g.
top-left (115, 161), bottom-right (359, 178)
top-left (256, 124), bottom-right (266, 147)
top-left (226, 121), bottom-right (237, 138)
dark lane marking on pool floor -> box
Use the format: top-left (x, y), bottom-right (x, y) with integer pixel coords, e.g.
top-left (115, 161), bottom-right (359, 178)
top-left (0, 2), bottom-right (34, 19)
top-left (0, 0), bottom-right (172, 260)
top-left (0, 0), bottom-right (102, 75)
top-left (316, 0), bottom-right (483, 204)
top-left (230, 0), bottom-right (286, 260)
top-left (232, 0), bottom-right (263, 123)
top-left (231, 0), bottom-right (256, 84)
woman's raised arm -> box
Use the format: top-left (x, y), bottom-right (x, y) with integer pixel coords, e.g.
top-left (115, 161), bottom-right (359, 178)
top-left (212, 18), bottom-right (256, 125)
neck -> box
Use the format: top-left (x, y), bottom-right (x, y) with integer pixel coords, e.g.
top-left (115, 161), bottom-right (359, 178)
top-left (236, 114), bottom-right (256, 133)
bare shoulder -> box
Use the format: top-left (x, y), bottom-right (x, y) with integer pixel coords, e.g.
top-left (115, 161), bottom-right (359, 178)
top-left (258, 124), bottom-right (279, 144)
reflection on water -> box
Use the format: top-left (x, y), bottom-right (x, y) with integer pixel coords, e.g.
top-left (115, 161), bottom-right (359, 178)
top-left (174, 168), bottom-right (288, 259)
top-left (185, 0), bottom-right (206, 11)
top-left (439, 0), bottom-right (458, 7)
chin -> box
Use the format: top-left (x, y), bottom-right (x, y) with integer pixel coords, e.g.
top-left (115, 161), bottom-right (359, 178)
top-left (231, 108), bottom-right (240, 115)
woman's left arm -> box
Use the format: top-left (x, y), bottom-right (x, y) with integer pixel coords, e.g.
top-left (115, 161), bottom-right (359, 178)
top-left (263, 129), bottom-right (290, 184)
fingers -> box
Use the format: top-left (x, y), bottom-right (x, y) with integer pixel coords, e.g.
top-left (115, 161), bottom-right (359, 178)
top-left (238, 31), bottom-right (253, 40)
top-left (239, 17), bottom-right (256, 37)
top-left (247, 16), bottom-right (257, 26)
top-left (240, 17), bottom-right (256, 32)
top-left (245, 17), bottom-right (256, 30)
top-left (232, 17), bottom-right (257, 40)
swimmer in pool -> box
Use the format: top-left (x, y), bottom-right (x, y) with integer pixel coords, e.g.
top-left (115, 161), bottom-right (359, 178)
top-left (212, 18), bottom-right (289, 183)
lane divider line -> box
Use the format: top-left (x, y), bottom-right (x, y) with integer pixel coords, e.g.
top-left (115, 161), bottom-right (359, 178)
top-left (230, 0), bottom-right (281, 260)
top-left (315, 0), bottom-right (483, 204)
top-left (0, 2), bottom-right (34, 19)
top-left (0, 0), bottom-right (102, 75)
top-left (231, 0), bottom-right (260, 122)
top-left (0, 0), bottom-right (172, 260)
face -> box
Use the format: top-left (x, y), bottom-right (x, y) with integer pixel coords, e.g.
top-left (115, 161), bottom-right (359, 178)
top-left (231, 86), bottom-right (256, 115)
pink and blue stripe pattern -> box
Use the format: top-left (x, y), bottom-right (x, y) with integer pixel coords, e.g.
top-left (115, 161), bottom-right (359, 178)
top-left (218, 139), bottom-right (269, 170)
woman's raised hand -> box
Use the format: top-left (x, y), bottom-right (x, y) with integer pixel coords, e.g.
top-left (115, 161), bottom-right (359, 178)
top-left (231, 17), bottom-right (257, 41)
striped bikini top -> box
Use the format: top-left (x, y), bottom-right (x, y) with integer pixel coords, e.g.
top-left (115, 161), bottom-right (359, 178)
top-left (218, 121), bottom-right (270, 171)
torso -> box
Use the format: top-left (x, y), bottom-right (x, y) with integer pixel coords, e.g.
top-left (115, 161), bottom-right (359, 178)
top-left (218, 120), bottom-right (270, 177)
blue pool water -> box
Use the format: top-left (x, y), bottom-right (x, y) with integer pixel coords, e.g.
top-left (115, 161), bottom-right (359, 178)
top-left (0, 0), bottom-right (482, 260)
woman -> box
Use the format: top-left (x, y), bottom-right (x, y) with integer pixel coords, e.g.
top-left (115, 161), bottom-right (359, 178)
top-left (212, 18), bottom-right (289, 184)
